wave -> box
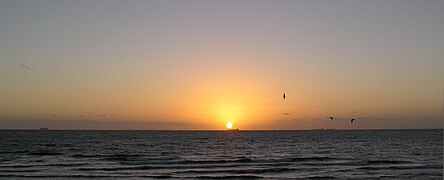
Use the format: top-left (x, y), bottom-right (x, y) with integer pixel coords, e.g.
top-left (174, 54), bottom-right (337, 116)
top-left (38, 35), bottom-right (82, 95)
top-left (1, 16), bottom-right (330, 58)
top-left (307, 176), bottom-right (337, 179)
top-left (0, 175), bottom-right (118, 178)
top-left (72, 154), bottom-right (337, 164)
top-left (191, 175), bottom-right (264, 179)
top-left (29, 150), bottom-right (62, 156)
top-left (177, 167), bottom-right (298, 175)
top-left (366, 160), bottom-right (414, 165)
top-left (0, 163), bottom-right (88, 168)
top-left (173, 156), bottom-right (333, 165)
top-left (75, 160), bottom-right (295, 172)
top-left (289, 156), bottom-right (334, 162)
top-left (71, 153), bottom-right (180, 162)
top-left (0, 169), bottom-right (41, 173)
top-left (76, 164), bottom-right (243, 171)
top-left (72, 153), bottom-right (145, 158)
top-left (184, 157), bottom-right (254, 164)
top-left (0, 174), bottom-right (174, 178)
top-left (357, 165), bottom-right (429, 170)
top-left (303, 159), bottom-right (416, 167)
top-left (0, 150), bottom-right (29, 154)
top-left (0, 173), bottom-right (263, 179)
top-left (73, 154), bottom-right (339, 169)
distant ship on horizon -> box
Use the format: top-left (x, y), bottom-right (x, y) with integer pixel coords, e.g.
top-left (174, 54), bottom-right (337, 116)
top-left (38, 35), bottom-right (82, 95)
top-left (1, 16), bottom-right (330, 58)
top-left (39, 127), bottom-right (49, 130)
top-left (312, 128), bottom-right (335, 131)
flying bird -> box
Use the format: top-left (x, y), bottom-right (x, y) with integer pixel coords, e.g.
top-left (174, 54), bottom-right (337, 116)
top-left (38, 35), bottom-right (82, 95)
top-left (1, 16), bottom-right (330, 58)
top-left (329, 117), bottom-right (334, 120)
top-left (283, 93), bottom-right (286, 100)
top-left (351, 118), bottom-right (355, 124)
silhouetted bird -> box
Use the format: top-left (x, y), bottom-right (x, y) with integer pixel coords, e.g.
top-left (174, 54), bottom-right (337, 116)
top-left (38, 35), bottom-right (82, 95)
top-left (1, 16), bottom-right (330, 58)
top-left (329, 117), bottom-right (334, 120)
top-left (351, 119), bottom-right (355, 124)
top-left (283, 93), bottom-right (286, 100)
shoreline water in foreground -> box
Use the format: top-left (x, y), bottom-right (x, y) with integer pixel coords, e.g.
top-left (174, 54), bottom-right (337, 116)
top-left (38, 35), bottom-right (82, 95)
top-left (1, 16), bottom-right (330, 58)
top-left (0, 129), bottom-right (442, 179)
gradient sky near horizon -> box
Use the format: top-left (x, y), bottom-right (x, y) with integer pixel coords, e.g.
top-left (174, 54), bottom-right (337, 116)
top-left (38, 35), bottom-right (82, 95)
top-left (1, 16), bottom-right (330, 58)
top-left (0, 0), bottom-right (443, 130)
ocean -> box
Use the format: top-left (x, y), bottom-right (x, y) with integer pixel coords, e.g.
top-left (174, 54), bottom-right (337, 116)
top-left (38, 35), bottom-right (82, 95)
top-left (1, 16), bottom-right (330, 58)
top-left (0, 130), bottom-right (442, 179)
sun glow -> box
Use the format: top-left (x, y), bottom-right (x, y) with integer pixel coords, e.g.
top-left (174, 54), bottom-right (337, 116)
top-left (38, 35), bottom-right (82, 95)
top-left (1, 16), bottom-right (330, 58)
top-left (226, 122), bottom-right (233, 129)
top-left (180, 67), bottom-right (281, 129)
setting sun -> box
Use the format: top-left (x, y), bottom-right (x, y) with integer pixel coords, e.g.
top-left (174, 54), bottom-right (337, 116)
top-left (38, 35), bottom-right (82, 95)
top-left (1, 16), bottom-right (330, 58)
top-left (226, 122), bottom-right (233, 129)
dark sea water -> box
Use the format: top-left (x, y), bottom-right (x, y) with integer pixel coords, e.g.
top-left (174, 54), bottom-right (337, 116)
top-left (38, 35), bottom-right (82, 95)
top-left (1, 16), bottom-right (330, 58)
top-left (0, 130), bottom-right (442, 179)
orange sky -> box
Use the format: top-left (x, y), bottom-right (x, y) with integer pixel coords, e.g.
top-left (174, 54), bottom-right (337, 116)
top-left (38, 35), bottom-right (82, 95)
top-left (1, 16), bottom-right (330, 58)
top-left (0, 1), bottom-right (443, 129)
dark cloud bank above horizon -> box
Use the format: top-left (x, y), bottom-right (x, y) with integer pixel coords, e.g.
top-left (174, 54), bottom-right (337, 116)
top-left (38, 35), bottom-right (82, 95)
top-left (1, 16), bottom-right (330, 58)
top-left (0, 119), bottom-right (201, 130)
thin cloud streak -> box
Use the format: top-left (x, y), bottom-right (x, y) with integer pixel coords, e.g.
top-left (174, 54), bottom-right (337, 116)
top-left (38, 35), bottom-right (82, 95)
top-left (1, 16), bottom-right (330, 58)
top-left (19, 63), bottom-right (36, 70)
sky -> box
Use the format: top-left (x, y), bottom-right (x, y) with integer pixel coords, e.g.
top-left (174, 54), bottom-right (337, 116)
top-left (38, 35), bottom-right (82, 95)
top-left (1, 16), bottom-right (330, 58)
top-left (0, 0), bottom-right (443, 130)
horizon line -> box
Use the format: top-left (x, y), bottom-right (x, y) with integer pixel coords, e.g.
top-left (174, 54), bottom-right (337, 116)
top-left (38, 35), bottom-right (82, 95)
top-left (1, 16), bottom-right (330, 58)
top-left (0, 128), bottom-right (442, 131)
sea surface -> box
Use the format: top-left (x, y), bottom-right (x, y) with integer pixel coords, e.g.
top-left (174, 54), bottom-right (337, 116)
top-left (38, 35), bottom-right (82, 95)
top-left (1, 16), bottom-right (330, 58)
top-left (0, 130), bottom-right (442, 179)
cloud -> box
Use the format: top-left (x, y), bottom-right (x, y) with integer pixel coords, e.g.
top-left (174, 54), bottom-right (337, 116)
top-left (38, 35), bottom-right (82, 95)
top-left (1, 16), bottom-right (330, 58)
top-left (291, 118), bottom-right (304, 121)
top-left (95, 114), bottom-right (117, 118)
top-left (276, 118), bottom-right (310, 123)
top-left (19, 63), bottom-right (36, 70)
top-left (47, 114), bottom-right (57, 119)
